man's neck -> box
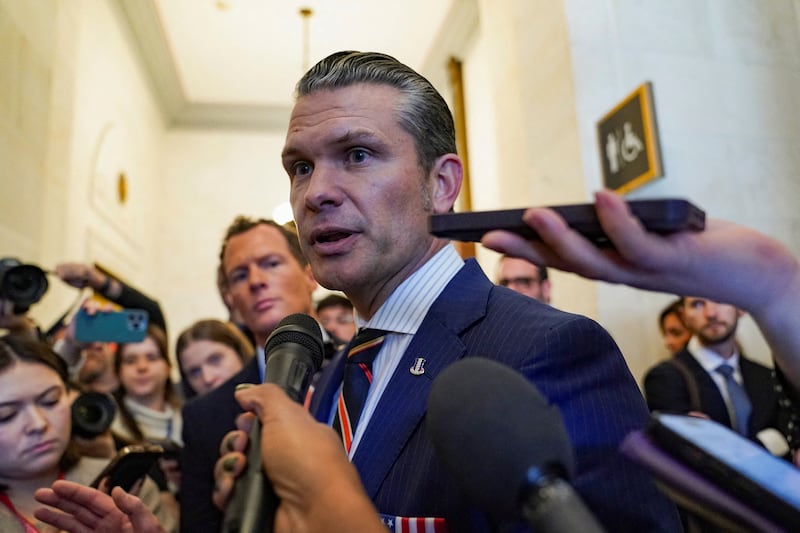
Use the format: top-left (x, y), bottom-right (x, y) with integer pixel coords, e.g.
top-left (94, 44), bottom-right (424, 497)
top-left (699, 337), bottom-right (737, 360)
top-left (351, 240), bottom-right (448, 319)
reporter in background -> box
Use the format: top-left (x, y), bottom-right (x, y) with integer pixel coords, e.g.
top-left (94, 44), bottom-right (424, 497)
top-left (315, 294), bottom-right (356, 352)
top-left (53, 263), bottom-right (167, 396)
top-left (0, 333), bottom-right (173, 532)
top-left (109, 324), bottom-right (182, 529)
top-left (33, 383), bottom-right (385, 533)
top-left (175, 319), bottom-right (254, 401)
top-left (658, 299), bottom-right (691, 354)
top-left (54, 263), bottom-right (167, 334)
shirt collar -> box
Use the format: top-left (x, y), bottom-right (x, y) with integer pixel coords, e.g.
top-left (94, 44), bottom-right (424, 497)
top-left (688, 335), bottom-right (740, 372)
top-left (357, 244), bottom-right (464, 335)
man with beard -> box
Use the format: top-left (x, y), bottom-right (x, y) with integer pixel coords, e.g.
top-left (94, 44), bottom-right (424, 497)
top-left (644, 297), bottom-right (784, 439)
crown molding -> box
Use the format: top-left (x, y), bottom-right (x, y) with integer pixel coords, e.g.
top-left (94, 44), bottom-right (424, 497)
top-left (114, 0), bottom-right (292, 131)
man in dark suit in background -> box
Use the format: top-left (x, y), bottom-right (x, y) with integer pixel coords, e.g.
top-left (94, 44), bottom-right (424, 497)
top-left (284, 50), bottom-right (679, 531)
top-left (645, 296), bottom-right (786, 444)
top-left (180, 216), bottom-right (318, 532)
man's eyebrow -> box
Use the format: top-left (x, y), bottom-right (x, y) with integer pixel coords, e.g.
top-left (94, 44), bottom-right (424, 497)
top-left (282, 129), bottom-right (382, 160)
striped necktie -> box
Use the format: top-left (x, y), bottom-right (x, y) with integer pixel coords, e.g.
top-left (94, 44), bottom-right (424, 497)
top-left (716, 363), bottom-right (752, 435)
top-left (333, 328), bottom-right (388, 452)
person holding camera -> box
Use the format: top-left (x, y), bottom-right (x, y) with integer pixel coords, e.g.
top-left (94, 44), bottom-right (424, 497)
top-left (0, 333), bottom-right (174, 533)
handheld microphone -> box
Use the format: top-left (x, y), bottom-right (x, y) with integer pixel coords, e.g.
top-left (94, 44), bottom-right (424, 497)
top-left (427, 357), bottom-right (605, 533)
top-left (221, 313), bottom-right (324, 533)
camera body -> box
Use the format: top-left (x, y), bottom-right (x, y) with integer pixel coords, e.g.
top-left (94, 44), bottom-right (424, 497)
top-left (0, 258), bottom-right (48, 313)
top-left (71, 391), bottom-right (117, 439)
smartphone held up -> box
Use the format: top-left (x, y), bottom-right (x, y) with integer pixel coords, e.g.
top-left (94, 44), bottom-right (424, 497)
top-left (429, 198), bottom-right (705, 246)
top-left (74, 307), bottom-right (149, 343)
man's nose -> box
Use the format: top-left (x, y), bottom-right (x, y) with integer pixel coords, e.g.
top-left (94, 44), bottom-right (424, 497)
top-left (302, 163), bottom-right (343, 211)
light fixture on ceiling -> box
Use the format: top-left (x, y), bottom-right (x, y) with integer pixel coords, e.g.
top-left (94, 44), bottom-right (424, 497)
top-left (299, 7), bottom-right (313, 72)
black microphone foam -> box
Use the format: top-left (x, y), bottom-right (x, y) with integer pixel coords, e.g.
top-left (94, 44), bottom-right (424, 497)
top-left (221, 313), bottom-right (323, 533)
top-left (264, 312), bottom-right (324, 402)
top-left (427, 357), bottom-right (574, 520)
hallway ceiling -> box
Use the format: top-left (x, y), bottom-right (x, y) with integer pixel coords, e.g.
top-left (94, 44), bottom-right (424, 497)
top-left (118, 0), bottom-right (456, 129)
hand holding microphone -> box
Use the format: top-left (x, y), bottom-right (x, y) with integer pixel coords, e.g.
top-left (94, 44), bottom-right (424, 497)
top-left (221, 314), bottom-right (324, 533)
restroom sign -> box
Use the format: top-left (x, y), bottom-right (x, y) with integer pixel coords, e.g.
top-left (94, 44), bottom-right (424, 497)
top-left (597, 82), bottom-right (663, 193)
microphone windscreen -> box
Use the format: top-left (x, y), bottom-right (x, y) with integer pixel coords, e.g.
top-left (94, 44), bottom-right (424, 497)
top-left (427, 357), bottom-right (574, 519)
top-left (264, 313), bottom-right (324, 368)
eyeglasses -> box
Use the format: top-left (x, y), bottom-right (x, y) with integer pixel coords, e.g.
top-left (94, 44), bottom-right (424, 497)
top-left (320, 315), bottom-right (355, 327)
top-left (498, 277), bottom-right (540, 289)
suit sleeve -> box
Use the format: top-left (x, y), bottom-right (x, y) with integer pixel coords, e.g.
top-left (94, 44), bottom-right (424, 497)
top-left (523, 315), bottom-right (681, 533)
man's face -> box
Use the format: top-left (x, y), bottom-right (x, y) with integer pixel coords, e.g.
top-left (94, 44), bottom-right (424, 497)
top-left (222, 225), bottom-right (316, 346)
top-left (497, 257), bottom-right (550, 303)
top-left (681, 297), bottom-right (741, 346)
top-left (318, 305), bottom-right (356, 345)
top-left (283, 84), bottom-right (453, 312)
top-left (78, 342), bottom-right (116, 385)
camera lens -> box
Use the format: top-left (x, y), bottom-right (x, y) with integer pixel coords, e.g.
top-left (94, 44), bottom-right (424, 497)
top-left (0, 259), bottom-right (48, 312)
top-left (71, 391), bottom-right (117, 439)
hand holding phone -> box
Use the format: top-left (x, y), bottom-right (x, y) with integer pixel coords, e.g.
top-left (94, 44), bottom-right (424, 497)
top-left (631, 413), bottom-right (800, 530)
top-left (74, 307), bottom-right (149, 343)
top-left (90, 444), bottom-right (164, 493)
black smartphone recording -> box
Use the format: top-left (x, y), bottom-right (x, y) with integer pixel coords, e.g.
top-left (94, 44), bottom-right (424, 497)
top-left (90, 444), bottom-right (164, 492)
top-left (429, 198), bottom-right (705, 245)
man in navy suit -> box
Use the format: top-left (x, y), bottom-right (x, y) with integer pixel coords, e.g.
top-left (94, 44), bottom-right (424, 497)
top-left (180, 216), bottom-right (319, 532)
top-left (278, 51), bottom-right (679, 531)
top-left (644, 296), bottom-right (786, 442)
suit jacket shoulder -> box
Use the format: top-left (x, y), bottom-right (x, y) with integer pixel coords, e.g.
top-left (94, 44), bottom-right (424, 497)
top-left (317, 260), bottom-right (679, 532)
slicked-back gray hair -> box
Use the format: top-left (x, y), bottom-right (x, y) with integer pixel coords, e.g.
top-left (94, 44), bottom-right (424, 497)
top-left (295, 51), bottom-right (457, 175)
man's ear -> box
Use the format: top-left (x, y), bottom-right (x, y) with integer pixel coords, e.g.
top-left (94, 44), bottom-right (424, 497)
top-left (429, 154), bottom-right (463, 214)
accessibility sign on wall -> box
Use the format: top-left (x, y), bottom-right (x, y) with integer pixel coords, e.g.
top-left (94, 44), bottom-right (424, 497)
top-left (597, 82), bottom-right (663, 193)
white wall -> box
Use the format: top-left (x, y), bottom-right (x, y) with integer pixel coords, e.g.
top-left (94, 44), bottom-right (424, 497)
top-left (564, 0), bottom-right (800, 379)
top-left (1, 0), bottom-right (166, 337)
top-left (156, 129), bottom-right (290, 340)
top-left (3, 0), bottom-right (798, 387)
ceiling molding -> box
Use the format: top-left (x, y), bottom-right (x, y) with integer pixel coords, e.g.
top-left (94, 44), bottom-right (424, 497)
top-left (115, 0), bottom-right (292, 131)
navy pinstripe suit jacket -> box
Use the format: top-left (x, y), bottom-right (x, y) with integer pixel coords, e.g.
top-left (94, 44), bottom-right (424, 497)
top-left (310, 259), bottom-right (680, 532)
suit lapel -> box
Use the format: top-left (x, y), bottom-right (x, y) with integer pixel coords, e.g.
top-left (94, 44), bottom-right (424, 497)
top-left (352, 260), bottom-right (490, 498)
top-left (309, 351), bottom-right (346, 423)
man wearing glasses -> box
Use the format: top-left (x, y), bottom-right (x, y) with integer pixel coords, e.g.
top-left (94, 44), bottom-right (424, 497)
top-left (496, 254), bottom-right (551, 304)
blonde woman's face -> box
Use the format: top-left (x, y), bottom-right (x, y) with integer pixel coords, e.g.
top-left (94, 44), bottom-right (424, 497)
top-left (180, 339), bottom-right (244, 396)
